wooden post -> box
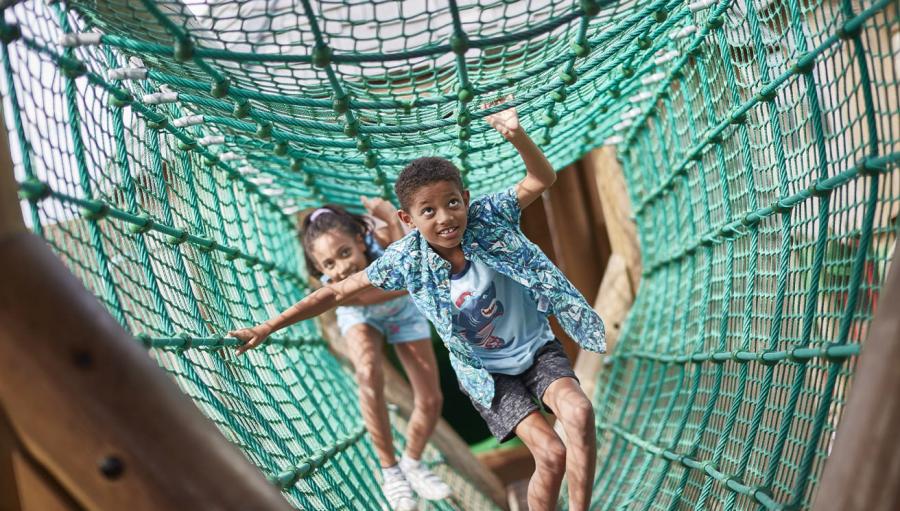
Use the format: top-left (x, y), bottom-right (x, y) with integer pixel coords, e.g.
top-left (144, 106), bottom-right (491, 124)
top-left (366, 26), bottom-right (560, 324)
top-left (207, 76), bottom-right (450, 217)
top-left (584, 146), bottom-right (641, 292)
top-left (810, 238), bottom-right (900, 511)
top-left (0, 105), bottom-right (24, 238)
top-left (0, 114), bottom-right (291, 510)
top-left (572, 146), bottom-right (641, 399)
top-left (575, 254), bottom-right (634, 399)
top-left (0, 408), bottom-right (24, 511)
top-left (0, 232), bottom-right (296, 511)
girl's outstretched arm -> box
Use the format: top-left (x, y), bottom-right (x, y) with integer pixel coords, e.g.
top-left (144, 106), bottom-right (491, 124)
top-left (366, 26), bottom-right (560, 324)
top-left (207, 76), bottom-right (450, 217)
top-left (342, 287), bottom-right (408, 306)
top-left (229, 270), bottom-right (374, 355)
top-left (362, 195), bottom-right (407, 247)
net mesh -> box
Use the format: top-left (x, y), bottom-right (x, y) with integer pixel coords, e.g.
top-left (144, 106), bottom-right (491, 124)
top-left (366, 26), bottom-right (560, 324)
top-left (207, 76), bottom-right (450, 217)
top-left (1, 0), bottom-right (898, 509)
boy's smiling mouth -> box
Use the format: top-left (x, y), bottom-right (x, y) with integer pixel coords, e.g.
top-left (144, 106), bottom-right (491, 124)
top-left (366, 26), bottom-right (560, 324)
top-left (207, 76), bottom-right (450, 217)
top-left (437, 226), bottom-right (460, 239)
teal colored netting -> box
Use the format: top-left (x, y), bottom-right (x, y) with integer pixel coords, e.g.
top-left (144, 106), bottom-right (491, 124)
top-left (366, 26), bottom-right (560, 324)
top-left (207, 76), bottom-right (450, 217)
top-left (1, 0), bottom-right (898, 510)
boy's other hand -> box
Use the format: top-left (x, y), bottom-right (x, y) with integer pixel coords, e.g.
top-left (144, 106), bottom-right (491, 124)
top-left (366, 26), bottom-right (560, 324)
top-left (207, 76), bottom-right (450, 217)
top-left (229, 323), bottom-right (273, 355)
top-left (483, 97), bottom-right (522, 141)
top-left (361, 195), bottom-right (396, 222)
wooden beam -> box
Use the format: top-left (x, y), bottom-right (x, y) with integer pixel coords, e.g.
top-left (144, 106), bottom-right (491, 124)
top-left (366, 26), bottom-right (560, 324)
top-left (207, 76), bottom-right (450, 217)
top-left (573, 254), bottom-right (634, 400)
top-left (0, 407), bottom-right (24, 510)
top-left (11, 448), bottom-right (84, 511)
top-left (0, 233), bottom-right (293, 511)
top-left (570, 146), bottom-right (641, 403)
top-left (583, 146), bottom-right (641, 293)
top-left (0, 106), bottom-right (24, 239)
top-left (810, 238), bottom-right (900, 511)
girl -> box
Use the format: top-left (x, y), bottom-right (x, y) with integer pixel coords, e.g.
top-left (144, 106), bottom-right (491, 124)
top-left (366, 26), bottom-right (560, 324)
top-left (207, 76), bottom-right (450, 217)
top-left (299, 198), bottom-right (451, 510)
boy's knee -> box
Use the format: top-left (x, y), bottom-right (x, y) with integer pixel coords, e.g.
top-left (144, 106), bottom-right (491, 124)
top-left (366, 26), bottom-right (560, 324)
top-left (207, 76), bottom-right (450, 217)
top-left (568, 398), bottom-right (594, 429)
top-left (535, 437), bottom-right (566, 473)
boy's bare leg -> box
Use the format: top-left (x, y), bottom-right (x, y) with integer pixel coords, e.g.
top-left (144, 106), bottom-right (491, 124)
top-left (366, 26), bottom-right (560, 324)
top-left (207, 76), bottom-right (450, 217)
top-left (515, 411), bottom-right (567, 510)
top-left (345, 324), bottom-right (396, 467)
top-left (541, 377), bottom-right (596, 511)
top-left (394, 339), bottom-right (443, 459)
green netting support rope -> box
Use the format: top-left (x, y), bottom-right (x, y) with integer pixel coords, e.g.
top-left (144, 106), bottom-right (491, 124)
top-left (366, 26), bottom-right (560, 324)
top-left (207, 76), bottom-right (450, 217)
top-left (1, 0), bottom-right (898, 509)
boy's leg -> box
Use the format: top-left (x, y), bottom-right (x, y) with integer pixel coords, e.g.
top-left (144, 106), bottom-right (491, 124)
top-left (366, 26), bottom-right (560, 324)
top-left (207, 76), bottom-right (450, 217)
top-left (514, 411), bottom-right (567, 511)
top-left (345, 323), bottom-right (396, 467)
top-left (541, 377), bottom-right (596, 511)
top-left (393, 339), bottom-right (443, 460)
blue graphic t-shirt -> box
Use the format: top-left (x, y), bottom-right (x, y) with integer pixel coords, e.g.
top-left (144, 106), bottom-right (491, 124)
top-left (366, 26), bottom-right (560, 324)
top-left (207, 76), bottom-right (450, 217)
top-left (450, 259), bottom-right (554, 375)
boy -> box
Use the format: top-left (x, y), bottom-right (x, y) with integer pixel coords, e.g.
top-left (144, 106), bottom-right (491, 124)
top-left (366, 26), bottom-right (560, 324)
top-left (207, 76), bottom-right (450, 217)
top-left (230, 106), bottom-right (606, 510)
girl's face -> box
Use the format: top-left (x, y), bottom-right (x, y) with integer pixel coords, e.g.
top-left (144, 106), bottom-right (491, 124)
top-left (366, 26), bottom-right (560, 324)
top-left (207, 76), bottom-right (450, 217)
top-left (309, 229), bottom-right (369, 283)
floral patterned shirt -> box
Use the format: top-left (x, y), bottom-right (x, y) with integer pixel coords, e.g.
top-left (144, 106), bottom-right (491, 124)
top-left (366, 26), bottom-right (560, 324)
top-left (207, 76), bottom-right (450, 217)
top-left (366, 186), bottom-right (606, 406)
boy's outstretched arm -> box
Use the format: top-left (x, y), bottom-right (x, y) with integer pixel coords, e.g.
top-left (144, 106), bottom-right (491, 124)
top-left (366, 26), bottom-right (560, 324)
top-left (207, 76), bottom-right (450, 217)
top-left (484, 103), bottom-right (557, 209)
top-left (229, 270), bottom-right (374, 355)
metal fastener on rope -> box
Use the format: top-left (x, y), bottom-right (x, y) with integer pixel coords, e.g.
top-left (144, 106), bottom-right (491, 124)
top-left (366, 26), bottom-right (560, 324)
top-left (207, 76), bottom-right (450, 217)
top-left (688, 0), bottom-right (716, 12)
top-left (142, 91), bottom-right (179, 105)
top-left (172, 115), bottom-right (204, 128)
top-left (629, 91), bottom-right (653, 103)
top-left (654, 50), bottom-right (679, 65)
top-left (197, 135), bottom-right (225, 146)
top-left (107, 67), bottom-right (148, 81)
top-left (59, 32), bottom-right (102, 47)
top-left (670, 25), bottom-right (697, 40)
top-left (641, 72), bottom-right (666, 85)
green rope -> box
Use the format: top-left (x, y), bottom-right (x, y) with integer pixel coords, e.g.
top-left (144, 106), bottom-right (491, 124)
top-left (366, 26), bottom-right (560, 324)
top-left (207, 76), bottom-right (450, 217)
top-left (2, 0), bottom-right (897, 509)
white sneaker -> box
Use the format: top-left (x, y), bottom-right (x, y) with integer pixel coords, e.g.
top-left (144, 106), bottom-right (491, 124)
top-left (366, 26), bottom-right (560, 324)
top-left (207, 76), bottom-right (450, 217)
top-left (381, 466), bottom-right (417, 511)
top-left (399, 456), bottom-right (452, 501)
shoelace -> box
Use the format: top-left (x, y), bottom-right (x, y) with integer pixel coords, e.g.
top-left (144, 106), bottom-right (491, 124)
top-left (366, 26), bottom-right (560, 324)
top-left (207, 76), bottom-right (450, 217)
top-left (405, 465), bottom-right (444, 486)
top-left (403, 464), bottom-right (451, 499)
top-left (382, 475), bottom-right (414, 501)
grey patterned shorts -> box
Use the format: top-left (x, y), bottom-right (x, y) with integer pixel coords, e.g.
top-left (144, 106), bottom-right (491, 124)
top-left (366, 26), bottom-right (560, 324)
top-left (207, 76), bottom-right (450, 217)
top-left (464, 339), bottom-right (578, 442)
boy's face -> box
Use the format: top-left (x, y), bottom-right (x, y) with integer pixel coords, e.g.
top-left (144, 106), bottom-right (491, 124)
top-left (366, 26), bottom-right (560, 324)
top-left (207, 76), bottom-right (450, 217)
top-left (398, 180), bottom-right (470, 255)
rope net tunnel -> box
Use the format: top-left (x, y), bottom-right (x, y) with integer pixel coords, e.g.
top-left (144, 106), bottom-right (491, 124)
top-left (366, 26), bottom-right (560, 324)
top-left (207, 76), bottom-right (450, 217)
top-left (1, 0), bottom-right (897, 509)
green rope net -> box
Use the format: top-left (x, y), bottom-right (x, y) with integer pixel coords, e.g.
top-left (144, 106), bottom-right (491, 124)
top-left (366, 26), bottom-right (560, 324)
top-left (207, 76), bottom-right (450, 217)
top-left (1, 0), bottom-right (897, 509)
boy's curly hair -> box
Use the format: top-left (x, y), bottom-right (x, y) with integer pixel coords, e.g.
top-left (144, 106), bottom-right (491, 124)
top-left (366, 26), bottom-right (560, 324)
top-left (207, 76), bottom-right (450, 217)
top-left (394, 157), bottom-right (464, 211)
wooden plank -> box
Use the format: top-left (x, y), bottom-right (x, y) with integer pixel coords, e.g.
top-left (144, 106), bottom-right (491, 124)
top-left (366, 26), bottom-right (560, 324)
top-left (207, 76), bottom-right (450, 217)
top-left (543, 163), bottom-right (606, 301)
top-left (810, 238), bottom-right (900, 511)
top-left (0, 107), bottom-right (24, 238)
top-left (569, 146), bottom-right (641, 404)
top-left (0, 233), bottom-right (292, 511)
top-left (0, 407), bottom-right (24, 511)
top-left (541, 164), bottom-right (612, 360)
top-left (573, 254), bottom-right (634, 401)
top-left (583, 146), bottom-right (641, 293)
top-left (12, 449), bottom-right (83, 511)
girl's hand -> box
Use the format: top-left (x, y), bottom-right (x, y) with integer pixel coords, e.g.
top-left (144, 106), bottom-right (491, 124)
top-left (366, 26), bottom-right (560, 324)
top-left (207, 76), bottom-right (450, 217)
top-left (229, 323), bottom-right (273, 355)
top-left (483, 97), bottom-right (522, 141)
top-left (361, 196), bottom-right (397, 222)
